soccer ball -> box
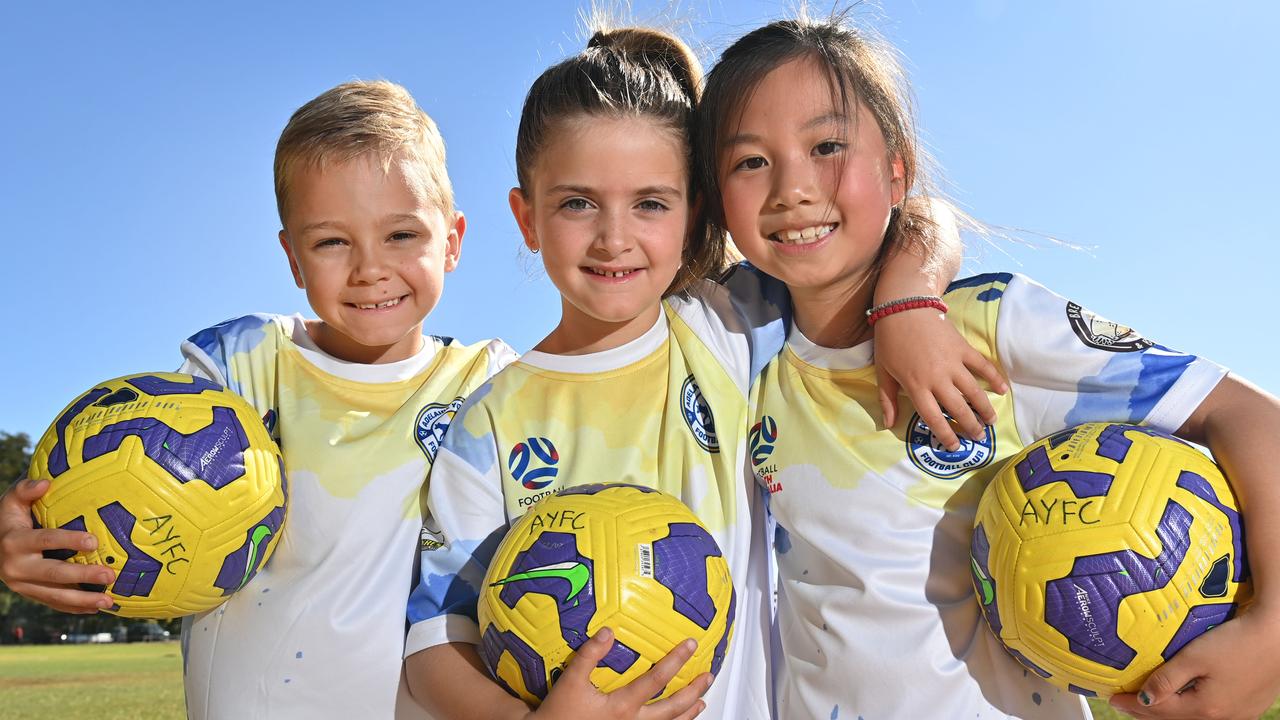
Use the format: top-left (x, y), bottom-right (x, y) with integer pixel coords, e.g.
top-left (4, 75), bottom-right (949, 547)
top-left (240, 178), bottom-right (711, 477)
top-left (477, 483), bottom-right (735, 705)
top-left (27, 372), bottom-right (287, 618)
top-left (971, 422), bottom-right (1250, 698)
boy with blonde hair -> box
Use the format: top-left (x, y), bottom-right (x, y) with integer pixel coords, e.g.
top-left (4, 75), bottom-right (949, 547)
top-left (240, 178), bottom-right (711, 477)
top-left (0, 79), bottom-right (513, 719)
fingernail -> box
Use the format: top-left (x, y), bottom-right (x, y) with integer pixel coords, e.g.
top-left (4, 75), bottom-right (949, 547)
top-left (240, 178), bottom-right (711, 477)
top-left (683, 638), bottom-right (697, 652)
top-left (81, 536), bottom-right (97, 551)
top-left (1138, 691), bottom-right (1152, 706)
top-left (595, 627), bottom-right (613, 642)
top-left (98, 598), bottom-right (113, 609)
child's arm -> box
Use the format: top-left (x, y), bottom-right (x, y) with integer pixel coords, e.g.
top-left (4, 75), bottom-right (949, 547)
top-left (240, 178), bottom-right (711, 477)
top-left (872, 199), bottom-right (1007, 451)
top-left (407, 630), bottom-right (711, 720)
top-left (0, 479), bottom-right (114, 613)
top-left (1109, 374), bottom-right (1280, 719)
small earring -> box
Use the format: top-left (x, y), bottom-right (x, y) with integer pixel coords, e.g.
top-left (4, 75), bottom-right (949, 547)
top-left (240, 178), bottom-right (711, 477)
top-left (530, 247), bottom-right (540, 255)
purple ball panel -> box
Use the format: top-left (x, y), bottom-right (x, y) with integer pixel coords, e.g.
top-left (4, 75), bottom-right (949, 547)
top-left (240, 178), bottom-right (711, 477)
top-left (1161, 603), bottom-right (1235, 661)
top-left (98, 502), bottom-right (162, 597)
top-left (1044, 501), bottom-right (1191, 670)
top-left (126, 375), bottom-right (221, 396)
top-left (653, 522), bottom-right (722, 630)
top-left (1175, 470), bottom-right (1248, 583)
top-left (82, 407), bottom-right (250, 490)
top-left (480, 625), bottom-right (549, 700)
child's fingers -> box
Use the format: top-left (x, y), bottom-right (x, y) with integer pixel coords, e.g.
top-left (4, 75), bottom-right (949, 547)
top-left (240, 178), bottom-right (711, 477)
top-left (615, 638), bottom-right (696, 706)
top-left (964, 349), bottom-right (1008, 395)
top-left (640, 672), bottom-right (711, 720)
top-left (0, 478), bottom-right (44, 526)
top-left (28, 552), bottom-right (115, 587)
top-left (8, 477), bottom-right (51, 504)
top-left (874, 368), bottom-right (901, 429)
top-left (559, 626), bottom-right (614, 687)
top-left (933, 386), bottom-right (985, 443)
top-left (911, 398), bottom-right (960, 452)
top-left (955, 373), bottom-right (997, 428)
top-left (7, 579), bottom-right (112, 614)
top-left (27, 527), bottom-right (100, 555)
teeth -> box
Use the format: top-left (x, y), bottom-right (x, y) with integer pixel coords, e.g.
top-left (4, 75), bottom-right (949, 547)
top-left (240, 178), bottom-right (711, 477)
top-left (354, 297), bottom-right (402, 309)
top-left (590, 268), bottom-right (632, 278)
top-left (772, 224), bottom-right (835, 245)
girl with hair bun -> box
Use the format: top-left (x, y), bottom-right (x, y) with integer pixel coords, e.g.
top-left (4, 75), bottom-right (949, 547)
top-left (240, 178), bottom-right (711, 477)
top-left (401, 21), bottom-right (989, 720)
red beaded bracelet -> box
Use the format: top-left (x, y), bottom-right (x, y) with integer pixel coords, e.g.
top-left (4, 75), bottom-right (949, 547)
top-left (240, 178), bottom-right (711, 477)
top-left (865, 295), bottom-right (949, 325)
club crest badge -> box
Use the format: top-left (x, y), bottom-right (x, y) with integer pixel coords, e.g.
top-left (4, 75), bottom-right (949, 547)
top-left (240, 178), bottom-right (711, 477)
top-left (1066, 302), bottom-right (1153, 352)
top-left (681, 375), bottom-right (719, 453)
top-left (415, 397), bottom-right (465, 461)
top-left (906, 412), bottom-right (996, 479)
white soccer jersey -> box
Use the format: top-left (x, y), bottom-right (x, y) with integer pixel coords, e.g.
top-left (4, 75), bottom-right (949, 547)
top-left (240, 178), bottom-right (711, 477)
top-left (405, 278), bottom-right (787, 720)
top-left (178, 313), bottom-right (514, 720)
top-left (751, 273), bottom-right (1226, 720)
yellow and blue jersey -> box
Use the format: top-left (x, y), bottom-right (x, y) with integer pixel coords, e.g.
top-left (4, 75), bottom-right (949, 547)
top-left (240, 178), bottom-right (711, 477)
top-left (405, 277), bottom-right (787, 720)
top-left (178, 313), bottom-right (514, 720)
top-left (751, 273), bottom-right (1225, 719)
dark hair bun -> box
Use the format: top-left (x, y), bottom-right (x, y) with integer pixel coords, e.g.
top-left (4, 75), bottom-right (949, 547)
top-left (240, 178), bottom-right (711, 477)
top-left (588, 27), bottom-right (702, 102)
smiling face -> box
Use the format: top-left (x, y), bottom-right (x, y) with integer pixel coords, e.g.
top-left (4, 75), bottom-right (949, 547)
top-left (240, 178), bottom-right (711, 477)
top-left (510, 115), bottom-right (690, 354)
top-left (279, 152), bottom-right (463, 364)
top-left (717, 55), bottom-right (904, 307)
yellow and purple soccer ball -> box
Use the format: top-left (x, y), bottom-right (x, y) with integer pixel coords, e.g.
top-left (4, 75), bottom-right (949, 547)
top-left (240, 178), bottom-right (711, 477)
top-left (27, 372), bottom-right (287, 618)
top-left (477, 483), bottom-right (735, 705)
top-left (971, 422), bottom-right (1251, 698)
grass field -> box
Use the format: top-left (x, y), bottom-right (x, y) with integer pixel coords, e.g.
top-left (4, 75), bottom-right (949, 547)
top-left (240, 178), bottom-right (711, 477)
top-left (0, 642), bottom-right (185, 720)
top-left (1, 643), bottom-right (1278, 719)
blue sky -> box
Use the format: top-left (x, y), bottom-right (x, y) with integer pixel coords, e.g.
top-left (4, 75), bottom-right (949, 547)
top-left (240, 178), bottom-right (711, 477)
top-left (2, 1), bottom-right (1277, 438)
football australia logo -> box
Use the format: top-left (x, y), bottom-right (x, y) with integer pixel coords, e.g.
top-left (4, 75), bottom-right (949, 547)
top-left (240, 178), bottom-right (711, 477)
top-left (681, 375), bottom-right (719, 453)
top-left (509, 437), bottom-right (560, 491)
top-left (750, 415), bottom-right (782, 495)
top-left (1066, 301), bottom-right (1153, 352)
top-left (415, 397), bottom-right (465, 461)
top-left (906, 412), bottom-right (996, 479)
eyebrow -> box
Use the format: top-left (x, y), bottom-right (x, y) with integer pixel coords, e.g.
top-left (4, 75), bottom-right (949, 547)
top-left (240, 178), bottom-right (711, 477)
top-left (722, 112), bottom-right (849, 148)
top-left (297, 213), bottom-right (425, 235)
top-left (547, 184), bottom-right (684, 199)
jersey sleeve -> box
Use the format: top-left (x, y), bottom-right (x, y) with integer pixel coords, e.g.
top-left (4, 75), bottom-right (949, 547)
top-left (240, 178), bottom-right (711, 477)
top-left (179, 313), bottom-right (280, 395)
top-left (995, 273), bottom-right (1227, 442)
top-left (673, 265), bottom-right (790, 392)
top-left (404, 386), bottom-right (511, 658)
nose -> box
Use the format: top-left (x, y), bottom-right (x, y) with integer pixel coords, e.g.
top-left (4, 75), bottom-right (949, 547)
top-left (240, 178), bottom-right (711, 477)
top-left (768, 154), bottom-right (817, 210)
top-left (350, 244), bottom-right (391, 285)
top-left (592, 207), bottom-right (633, 257)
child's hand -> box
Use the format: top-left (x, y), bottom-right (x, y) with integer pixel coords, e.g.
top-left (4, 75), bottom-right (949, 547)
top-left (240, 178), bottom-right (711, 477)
top-left (0, 478), bottom-right (115, 613)
top-left (1108, 605), bottom-right (1280, 719)
top-left (872, 308), bottom-right (1007, 451)
top-left (529, 627), bottom-right (711, 720)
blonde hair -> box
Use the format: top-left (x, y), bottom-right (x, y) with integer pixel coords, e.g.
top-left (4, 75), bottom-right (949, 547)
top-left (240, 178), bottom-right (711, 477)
top-left (273, 80), bottom-right (454, 224)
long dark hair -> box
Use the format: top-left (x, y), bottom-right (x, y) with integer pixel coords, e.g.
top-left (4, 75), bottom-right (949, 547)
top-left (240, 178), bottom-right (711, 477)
top-left (515, 26), bottom-right (727, 294)
top-left (697, 16), bottom-right (945, 272)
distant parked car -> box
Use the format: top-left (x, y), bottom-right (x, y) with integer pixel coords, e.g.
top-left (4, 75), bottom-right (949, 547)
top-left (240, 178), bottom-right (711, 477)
top-left (89, 632), bottom-right (114, 643)
top-left (127, 622), bottom-right (171, 642)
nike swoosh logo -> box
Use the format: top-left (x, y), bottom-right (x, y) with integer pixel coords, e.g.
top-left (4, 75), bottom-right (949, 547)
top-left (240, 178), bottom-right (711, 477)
top-left (971, 557), bottom-right (994, 606)
top-left (238, 525), bottom-right (274, 589)
top-left (491, 561), bottom-right (590, 603)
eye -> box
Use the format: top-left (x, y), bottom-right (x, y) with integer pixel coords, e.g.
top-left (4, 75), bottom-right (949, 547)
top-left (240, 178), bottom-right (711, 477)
top-left (734, 156), bottom-right (767, 171)
top-left (636, 199), bottom-right (668, 212)
top-left (814, 140), bottom-right (845, 157)
top-left (314, 237), bottom-right (347, 249)
top-left (561, 197), bottom-right (593, 211)
top-left (389, 231), bottom-right (418, 242)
